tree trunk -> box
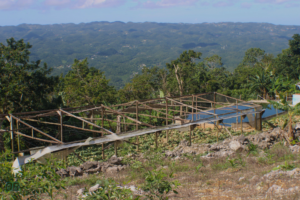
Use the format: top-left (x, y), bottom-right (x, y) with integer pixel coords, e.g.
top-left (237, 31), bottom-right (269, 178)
top-left (174, 64), bottom-right (183, 96)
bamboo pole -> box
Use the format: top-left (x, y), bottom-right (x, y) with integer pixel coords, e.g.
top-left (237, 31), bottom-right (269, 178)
top-left (14, 131), bottom-right (60, 144)
top-left (16, 120), bottom-right (20, 152)
top-left (91, 110), bottom-right (95, 137)
top-left (189, 125), bottom-right (192, 146)
top-left (10, 116), bottom-right (14, 155)
top-left (60, 109), bottom-right (115, 135)
top-left (165, 97), bottom-right (169, 142)
top-left (114, 142), bottom-right (118, 156)
top-left (136, 101), bottom-right (139, 151)
top-left (166, 97), bottom-right (217, 116)
top-left (101, 105), bottom-right (154, 128)
top-left (236, 100), bottom-right (238, 131)
top-left (155, 132), bottom-right (158, 149)
top-left (10, 115), bottom-right (63, 144)
top-left (59, 111), bottom-right (63, 142)
top-left (102, 107), bottom-right (105, 159)
top-left (192, 95), bottom-right (194, 122)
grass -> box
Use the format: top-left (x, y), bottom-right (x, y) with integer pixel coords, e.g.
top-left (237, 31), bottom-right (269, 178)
top-left (55, 115), bottom-right (300, 199)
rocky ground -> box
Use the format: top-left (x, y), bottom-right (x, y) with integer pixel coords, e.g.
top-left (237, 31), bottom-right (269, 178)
top-left (52, 125), bottom-right (300, 200)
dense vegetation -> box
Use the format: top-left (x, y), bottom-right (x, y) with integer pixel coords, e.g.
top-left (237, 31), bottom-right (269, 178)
top-left (1, 28), bottom-right (300, 199)
top-left (0, 22), bottom-right (299, 88)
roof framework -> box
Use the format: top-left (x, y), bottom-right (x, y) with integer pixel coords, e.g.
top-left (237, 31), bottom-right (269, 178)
top-left (0, 92), bottom-right (262, 156)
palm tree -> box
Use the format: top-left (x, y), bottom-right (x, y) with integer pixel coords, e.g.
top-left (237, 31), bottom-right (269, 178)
top-left (248, 70), bottom-right (272, 99)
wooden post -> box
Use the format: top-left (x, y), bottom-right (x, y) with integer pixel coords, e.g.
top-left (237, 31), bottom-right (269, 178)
top-left (114, 142), bottom-right (118, 156)
top-left (216, 120), bottom-right (220, 142)
top-left (236, 100), bottom-right (238, 131)
top-left (101, 107), bottom-right (105, 159)
top-left (155, 132), bottom-right (158, 149)
top-left (180, 97), bottom-right (183, 116)
top-left (254, 113), bottom-right (257, 130)
top-left (116, 115), bottom-right (121, 134)
top-left (31, 128), bottom-right (34, 137)
top-left (59, 111), bottom-right (63, 142)
top-left (136, 101), bottom-right (139, 151)
top-left (213, 92), bottom-right (216, 118)
top-left (10, 116), bottom-right (14, 155)
top-left (192, 95), bottom-right (194, 122)
top-left (91, 110), bottom-right (95, 137)
top-left (241, 115), bottom-right (245, 134)
top-left (16, 120), bottom-right (20, 152)
top-left (189, 126), bottom-right (192, 146)
top-left (165, 97), bottom-right (169, 142)
top-left (196, 96), bottom-right (198, 120)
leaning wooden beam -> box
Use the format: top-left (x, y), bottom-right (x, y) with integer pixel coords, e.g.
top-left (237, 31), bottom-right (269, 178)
top-left (23, 118), bottom-right (107, 134)
top-left (0, 127), bottom-right (31, 133)
top-left (166, 97), bottom-right (217, 116)
top-left (14, 131), bottom-right (60, 144)
top-left (10, 115), bottom-right (63, 144)
top-left (67, 106), bottom-right (103, 114)
top-left (101, 105), bottom-right (155, 128)
top-left (60, 109), bottom-right (115, 135)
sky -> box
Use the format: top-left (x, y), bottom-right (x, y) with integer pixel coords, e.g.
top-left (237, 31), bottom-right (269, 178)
top-left (0, 0), bottom-right (299, 26)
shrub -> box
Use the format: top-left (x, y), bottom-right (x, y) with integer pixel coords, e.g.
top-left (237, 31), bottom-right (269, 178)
top-left (142, 169), bottom-right (180, 200)
top-left (84, 178), bottom-right (138, 200)
top-left (0, 151), bottom-right (66, 200)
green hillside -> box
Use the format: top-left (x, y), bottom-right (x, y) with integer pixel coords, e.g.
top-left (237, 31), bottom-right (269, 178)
top-left (0, 22), bottom-right (299, 88)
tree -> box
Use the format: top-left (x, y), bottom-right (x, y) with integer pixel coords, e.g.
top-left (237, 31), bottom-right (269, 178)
top-left (63, 58), bottom-right (116, 107)
top-left (248, 70), bottom-right (271, 99)
top-left (273, 34), bottom-right (300, 79)
top-left (0, 38), bottom-right (59, 114)
top-left (239, 48), bottom-right (265, 67)
top-left (204, 55), bottom-right (223, 69)
top-left (166, 50), bottom-right (202, 96)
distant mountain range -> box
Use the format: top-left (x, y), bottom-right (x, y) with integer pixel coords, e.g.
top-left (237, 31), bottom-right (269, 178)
top-left (0, 22), bottom-right (299, 88)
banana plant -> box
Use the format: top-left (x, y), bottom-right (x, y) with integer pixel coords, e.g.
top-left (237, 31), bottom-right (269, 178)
top-left (269, 95), bottom-right (300, 141)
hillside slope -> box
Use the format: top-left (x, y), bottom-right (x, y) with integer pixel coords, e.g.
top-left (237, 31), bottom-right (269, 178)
top-left (0, 22), bottom-right (299, 88)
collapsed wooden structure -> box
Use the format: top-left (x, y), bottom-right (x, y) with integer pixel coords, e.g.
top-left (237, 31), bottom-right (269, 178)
top-left (0, 92), bottom-right (264, 158)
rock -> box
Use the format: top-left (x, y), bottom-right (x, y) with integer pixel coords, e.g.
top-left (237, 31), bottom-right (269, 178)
top-left (56, 168), bottom-right (68, 177)
top-left (262, 168), bottom-right (300, 180)
top-left (229, 141), bottom-right (244, 152)
top-left (106, 166), bottom-right (119, 173)
top-left (249, 175), bottom-right (259, 183)
top-left (67, 166), bottom-right (82, 177)
top-left (174, 156), bottom-right (181, 160)
top-left (77, 188), bottom-right (85, 196)
top-left (270, 127), bottom-right (281, 137)
top-left (117, 165), bottom-right (126, 171)
top-left (108, 155), bottom-right (122, 165)
top-left (101, 162), bottom-right (112, 172)
top-left (238, 177), bottom-right (245, 182)
top-left (89, 184), bottom-right (100, 193)
top-left (80, 161), bottom-right (100, 170)
top-left (266, 184), bottom-right (283, 194)
top-left (290, 145), bottom-right (300, 153)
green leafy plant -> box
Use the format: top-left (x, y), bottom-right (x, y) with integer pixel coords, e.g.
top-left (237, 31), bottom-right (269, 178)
top-left (0, 151), bottom-right (66, 200)
top-left (247, 142), bottom-right (259, 156)
top-left (272, 161), bottom-right (295, 171)
top-left (142, 169), bottom-right (180, 200)
top-left (84, 178), bottom-right (139, 200)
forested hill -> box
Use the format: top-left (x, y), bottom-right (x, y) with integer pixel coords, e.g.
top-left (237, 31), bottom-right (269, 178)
top-left (0, 22), bottom-right (299, 88)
